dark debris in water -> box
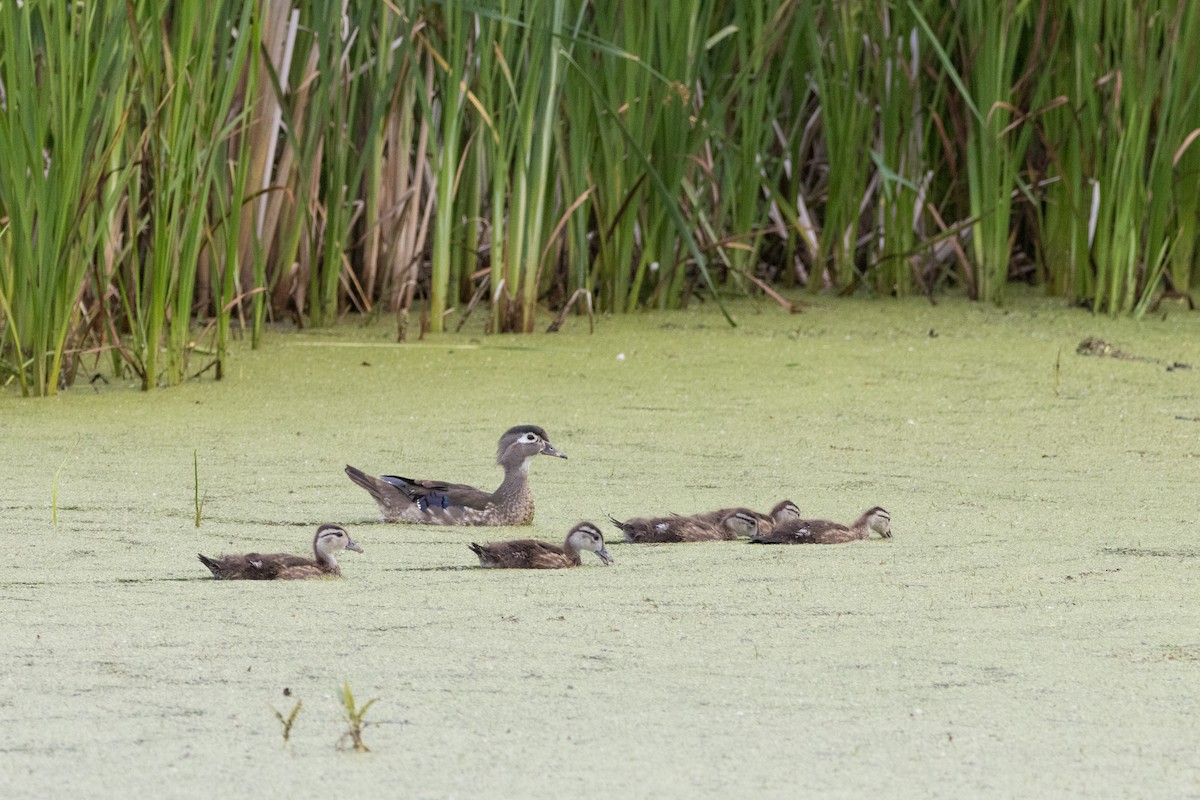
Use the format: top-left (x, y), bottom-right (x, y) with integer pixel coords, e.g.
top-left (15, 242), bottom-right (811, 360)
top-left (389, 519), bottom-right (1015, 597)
top-left (1102, 547), bottom-right (1199, 559)
top-left (1077, 337), bottom-right (1192, 371)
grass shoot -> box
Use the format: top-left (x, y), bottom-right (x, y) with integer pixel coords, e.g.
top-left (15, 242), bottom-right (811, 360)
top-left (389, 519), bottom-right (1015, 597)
top-left (337, 680), bottom-right (378, 753)
top-left (273, 700), bottom-right (303, 744)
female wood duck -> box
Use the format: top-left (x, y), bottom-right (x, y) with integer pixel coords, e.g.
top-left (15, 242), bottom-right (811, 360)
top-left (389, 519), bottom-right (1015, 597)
top-left (469, 522), bottom-right (613, 569)
top-left (198, 523), bottom-right (364, 580)
top-left (750, 507), bottom-right (892, 545)
top-left (608, 508), bottom-right (760, 543)
top-left (345, 425), bottom-right (567, 525)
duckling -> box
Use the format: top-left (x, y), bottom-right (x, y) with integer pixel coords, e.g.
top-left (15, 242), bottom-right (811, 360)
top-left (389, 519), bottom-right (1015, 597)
top-left (197, 523), bottom-right (364, 580)
top-left (469, 522), bottom-right (613, 569)
top-left (345, 425), bottom-right (567, 526)
top-left (750, 507), bottom-right (892, 545)
top-left (768, 499), bottom-right (802, 523)
top-left (689, 500), bottom-right (801, 538)
top-left (608, 508), bottom-right (760, 543)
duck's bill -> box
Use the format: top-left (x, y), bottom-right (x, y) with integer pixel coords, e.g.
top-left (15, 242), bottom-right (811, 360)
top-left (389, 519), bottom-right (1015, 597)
top-left (347, 541), bottom-right (365, 553)
top-left (541, 443), bottom-right (568, 459)
top-left (596, 548), bottom-right (614, 565)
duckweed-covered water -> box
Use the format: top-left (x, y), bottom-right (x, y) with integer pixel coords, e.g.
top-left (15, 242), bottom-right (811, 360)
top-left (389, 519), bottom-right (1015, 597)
top-left (2, 291), bottom-right (1199, 798)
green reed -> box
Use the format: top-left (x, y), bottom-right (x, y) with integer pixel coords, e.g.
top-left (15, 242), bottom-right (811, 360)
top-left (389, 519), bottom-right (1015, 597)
top-left (1051, 1), bottom-right (1200, 315)
top-left (706, 2), bottom-right (801, 289)
top-left (474, 0), bottom-right (573, 332)
top-left (426, 0), bottom-right (471, 333)
top-left (4, 0), bottom-right (1199, 396)
top-left (0, 0), bottom-right (129, 396)
top-left (119, 0), bottom-right (258, 388)
top-left (871, 1), bottom-right (931, 296)
top-left (809, 0), bottom-right (878, 287)
top-left (193, 449), bottom-right (207, 528)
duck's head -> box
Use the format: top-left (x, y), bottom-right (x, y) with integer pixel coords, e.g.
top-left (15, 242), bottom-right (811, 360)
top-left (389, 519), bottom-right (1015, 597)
top-left (314, 523), bottom-right (365, 556)
top-left (864, 507), bottom-right (892, 538)
top-left (769, 500), bottom-right (802, 522)
top-left (722, 509), bottom-right (761, 538)
top-left (567, 522), bottom-right (613, 565)
top-left (497, 425), bottom-right (567, 469)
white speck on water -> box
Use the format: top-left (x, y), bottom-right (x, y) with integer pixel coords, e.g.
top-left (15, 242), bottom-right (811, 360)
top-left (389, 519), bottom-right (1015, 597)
top-left (616, 353), bottom-right (625, 361)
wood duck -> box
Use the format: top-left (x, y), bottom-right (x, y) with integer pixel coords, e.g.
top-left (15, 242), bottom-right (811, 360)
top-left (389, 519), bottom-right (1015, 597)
top-left (469, 522), bottom-right (613, 569)
top-left (608, 508), bottom-right (760, 543)
top-left (197, 523), bottom-right (364, 580)
top-left (345, 425), bottom-right (567, 525)
top-left (750, 507), bottom-right (892, 545)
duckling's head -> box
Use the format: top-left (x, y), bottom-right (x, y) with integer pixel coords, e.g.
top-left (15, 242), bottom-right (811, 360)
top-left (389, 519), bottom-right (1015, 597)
top-left (864, 507), bottom-right (892, 538)
top-left (770, 500), bottom-right (802, 522)
top-left (722, 509), bottom-right (760, 538)
top-left (497, 425), bottom-right (567, 469)
top-left (567, 522), bottom-right (613, 565)
top-left (314, 523), bottom-right (365, 556)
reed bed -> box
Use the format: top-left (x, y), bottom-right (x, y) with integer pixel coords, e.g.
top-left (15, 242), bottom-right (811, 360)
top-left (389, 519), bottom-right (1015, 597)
top-left (0, 0), bottom-right (1197, 394)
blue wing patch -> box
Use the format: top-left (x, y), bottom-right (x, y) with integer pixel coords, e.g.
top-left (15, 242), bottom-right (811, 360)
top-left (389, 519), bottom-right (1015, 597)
top-left (416, 492), bottom-right (451, 512)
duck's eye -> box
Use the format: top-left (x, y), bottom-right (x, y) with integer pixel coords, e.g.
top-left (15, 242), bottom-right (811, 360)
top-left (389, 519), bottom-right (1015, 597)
top-left (520, 433), bottom-right (539, 443)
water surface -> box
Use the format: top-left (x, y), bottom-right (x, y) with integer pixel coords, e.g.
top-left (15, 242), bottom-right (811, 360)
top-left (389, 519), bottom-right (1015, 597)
top-left (2, 292), bottom-right (1198, 797)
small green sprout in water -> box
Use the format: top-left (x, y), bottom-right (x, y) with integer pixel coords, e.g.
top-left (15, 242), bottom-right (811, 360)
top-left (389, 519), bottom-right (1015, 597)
top-left (273, 699), bottom-right (303, 743)
top-left (193, 449), bottom-right (207, 527)
top-left (1053, 347), bottom-right (1063, 397)
top-left (337, 680), bottom-right (378, 752)
top-left (52, 437), bottom-right (80, 526)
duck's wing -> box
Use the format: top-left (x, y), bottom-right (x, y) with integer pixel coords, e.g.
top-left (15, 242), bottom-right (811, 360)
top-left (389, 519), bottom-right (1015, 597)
top-left (470, 539), bottom-right (568, 568)
top-left (277, 562), bottom-right (337, 580)
top-left (751, 518), bottom-right (853, 544)
top-left (608, 515), bottom-right (682, 543)
top-left (380, 475), bottom-right (494, 512)
top-left (197, 551), bottom-right (302, 579)
top-left (672, 517), bottom-right (730, 541)
top-left (790, 520), bottom-right (858, 543)
top-left (347, 465), bottom-right (494, 523)
top-left (523, 541), bottom-right (573, 569)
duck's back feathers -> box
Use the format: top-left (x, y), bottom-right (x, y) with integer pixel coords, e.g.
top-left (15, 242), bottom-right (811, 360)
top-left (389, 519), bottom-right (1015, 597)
top-left (749, 519), bottom-right (859, 544)
top-left (379, 474), bottom-right (494, 513)
top-left (750, 507), bottom-right (892, 545)
top-left (346, 466), bottom-right (493, 522)
top-left (196, 551), bottom-right (316, 580)
top-left (607, 505), bottom-right (764, 542)
top-left (469, 539), bottom-right (577, 569)
top-left (470, 522), bottom-right (611, 569)
top-left (608, 513), bottom-right (737, 542)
